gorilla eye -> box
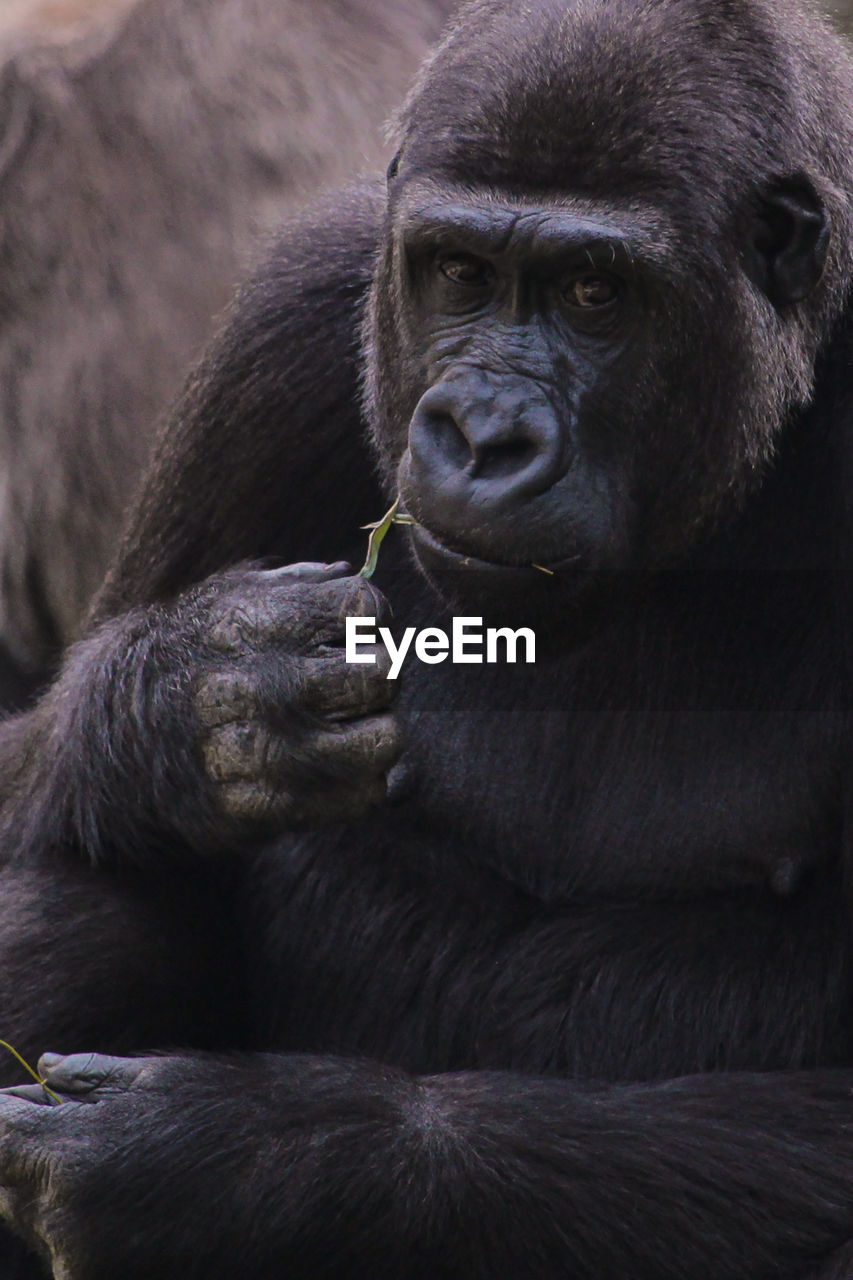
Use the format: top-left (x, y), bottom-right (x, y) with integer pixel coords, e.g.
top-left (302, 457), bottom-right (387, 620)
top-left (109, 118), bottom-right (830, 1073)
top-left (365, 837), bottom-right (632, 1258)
top-left (565, 274), bottom-right (618, 308)
top-left (438, 254), bottom-right (494, 287)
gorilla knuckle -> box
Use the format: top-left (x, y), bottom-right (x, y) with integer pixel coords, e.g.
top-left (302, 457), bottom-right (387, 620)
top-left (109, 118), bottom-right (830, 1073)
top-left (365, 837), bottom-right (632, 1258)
top-left (202, 720), bottom-right (271, 783)
top-left (195, 670), bottom-right (260, 729)
top-left (328, 575), bottom-right (391, 625)
top-left (218, 780), bottom-right (284, 825)
top-left (314, 713), bottom-right (402, 776)
top-left (301, 652), bottom-right (396, 717)
top-left (200, 573), bottom-right (390, 670)
top-left (207, 599), bottom-right (268, 653)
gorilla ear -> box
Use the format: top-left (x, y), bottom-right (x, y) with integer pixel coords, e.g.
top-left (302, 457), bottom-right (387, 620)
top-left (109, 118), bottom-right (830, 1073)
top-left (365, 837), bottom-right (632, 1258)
top-left (748, 175), bottom-right (830, 307)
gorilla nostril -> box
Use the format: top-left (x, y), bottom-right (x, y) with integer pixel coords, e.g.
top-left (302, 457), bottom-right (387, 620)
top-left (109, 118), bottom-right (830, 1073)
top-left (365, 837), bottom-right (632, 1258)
top-left (422, 410), bottom-right (474, 471)
top-left (471, 437), bottom-right (537, 480)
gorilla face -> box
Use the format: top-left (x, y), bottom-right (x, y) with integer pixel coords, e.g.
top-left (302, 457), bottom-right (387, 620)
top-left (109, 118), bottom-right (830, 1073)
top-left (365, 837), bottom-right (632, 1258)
top-left (389, 187), bottom-right (673, 585)
top-left (364, 0), bottom-right (845, 610)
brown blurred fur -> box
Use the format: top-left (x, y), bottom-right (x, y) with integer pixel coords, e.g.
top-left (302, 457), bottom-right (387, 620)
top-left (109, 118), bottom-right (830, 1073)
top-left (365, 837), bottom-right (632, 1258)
top-left (0, 0), bottom-right (132, 34)
top-left (827, 1), bottom-right (853, 35)
top-left (0, 0), bottom-right (456, 675)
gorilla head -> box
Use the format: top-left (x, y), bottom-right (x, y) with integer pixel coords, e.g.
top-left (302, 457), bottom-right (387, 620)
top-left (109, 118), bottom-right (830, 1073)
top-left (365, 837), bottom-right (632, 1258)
top-left (365, 0), bottom-right (853, 605)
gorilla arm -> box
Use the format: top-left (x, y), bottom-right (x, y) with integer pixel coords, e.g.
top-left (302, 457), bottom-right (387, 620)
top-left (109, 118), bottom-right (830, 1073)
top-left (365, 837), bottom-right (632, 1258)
top-left (1, 1050), bottom-right (853, 1277)
top-left (2, 805), bottom-right (853, 1278)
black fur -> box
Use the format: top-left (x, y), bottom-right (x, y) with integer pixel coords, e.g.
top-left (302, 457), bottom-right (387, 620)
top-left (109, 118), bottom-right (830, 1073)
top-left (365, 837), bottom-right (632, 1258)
top-left (2, 1), bottom-right (853, 1276)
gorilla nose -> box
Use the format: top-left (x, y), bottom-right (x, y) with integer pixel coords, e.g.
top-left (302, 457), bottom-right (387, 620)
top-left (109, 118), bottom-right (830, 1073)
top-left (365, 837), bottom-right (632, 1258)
top-left (407, 379), bottom-right (565, 506)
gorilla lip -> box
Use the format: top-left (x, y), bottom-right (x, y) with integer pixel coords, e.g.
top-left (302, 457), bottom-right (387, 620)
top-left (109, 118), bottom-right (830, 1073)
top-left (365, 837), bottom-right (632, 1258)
top-left (409, 520), bottom-right (580, 581)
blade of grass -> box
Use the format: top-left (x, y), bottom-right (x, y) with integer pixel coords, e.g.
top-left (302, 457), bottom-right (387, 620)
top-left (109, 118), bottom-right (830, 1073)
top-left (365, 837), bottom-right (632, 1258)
top-left (0, 1039), bottom-right (62, 1103)
top-left (359, 498), bottom-right (414, 579)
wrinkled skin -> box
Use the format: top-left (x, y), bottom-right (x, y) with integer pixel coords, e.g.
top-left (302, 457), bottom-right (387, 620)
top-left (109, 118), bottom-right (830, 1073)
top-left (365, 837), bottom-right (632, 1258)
top-left (192, 563), bottom-right (399, 831)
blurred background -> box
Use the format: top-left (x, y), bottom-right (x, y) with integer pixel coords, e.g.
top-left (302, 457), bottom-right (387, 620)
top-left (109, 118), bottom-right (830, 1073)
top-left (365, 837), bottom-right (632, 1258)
top-left (0, 0), bottom-right (847, 707)
top-left (0, 0), bottom-right (457, 704)
top-left (828, 1), bottom-right (853, 33)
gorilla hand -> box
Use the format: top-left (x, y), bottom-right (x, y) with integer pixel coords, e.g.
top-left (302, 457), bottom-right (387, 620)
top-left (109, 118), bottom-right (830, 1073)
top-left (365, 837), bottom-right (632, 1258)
top-left (0, 562), bottom-right (401, 866)
top-left (193, 563), bottom-right (400, 832)
top-left (0, 1050), bottom-right (419, 1280)
top-left (0, 1053), bottom-right (161, 1279)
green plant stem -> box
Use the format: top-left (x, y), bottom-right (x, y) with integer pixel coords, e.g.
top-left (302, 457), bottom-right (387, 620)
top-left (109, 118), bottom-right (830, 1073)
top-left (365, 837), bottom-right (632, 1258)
top-left (359, 498), bottom-right (414, 578)
top-left (0, 1039), bottom-right (62, 1103)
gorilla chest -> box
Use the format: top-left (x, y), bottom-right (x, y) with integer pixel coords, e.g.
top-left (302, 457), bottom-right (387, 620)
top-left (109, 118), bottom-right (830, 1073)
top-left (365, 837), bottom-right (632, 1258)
top-left (393, 611), bottom-right (843, 903)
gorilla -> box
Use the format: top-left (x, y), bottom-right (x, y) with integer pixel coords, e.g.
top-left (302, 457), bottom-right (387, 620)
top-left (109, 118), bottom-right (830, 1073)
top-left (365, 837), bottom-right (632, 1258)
top-left (1, 0), bottom-right (853, 1276)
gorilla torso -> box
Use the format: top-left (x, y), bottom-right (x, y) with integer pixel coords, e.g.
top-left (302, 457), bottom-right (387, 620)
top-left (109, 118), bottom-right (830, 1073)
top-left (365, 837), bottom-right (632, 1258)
top-left (242, 519), bottom-right (848, 1083)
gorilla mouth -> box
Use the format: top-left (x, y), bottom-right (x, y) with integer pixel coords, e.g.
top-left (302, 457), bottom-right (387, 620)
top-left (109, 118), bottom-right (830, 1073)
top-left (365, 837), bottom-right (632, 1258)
top-left (409, 520), bottom-right (582, 582)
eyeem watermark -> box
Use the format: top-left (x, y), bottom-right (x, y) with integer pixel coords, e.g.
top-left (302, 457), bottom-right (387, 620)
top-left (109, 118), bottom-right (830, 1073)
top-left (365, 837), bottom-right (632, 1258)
top-left (346, 616), bottom-right (536, 680)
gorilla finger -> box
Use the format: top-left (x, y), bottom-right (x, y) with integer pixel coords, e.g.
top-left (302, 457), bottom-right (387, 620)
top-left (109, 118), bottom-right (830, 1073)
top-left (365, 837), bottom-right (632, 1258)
top-left (311, 714), bottom-right (403, 776)
top-left (300, 651), bottom-right (397, 717)
top-left (0, 1085), bottom-right (61, 1106)
top-left (254, 561), bottom-right (352, 583)
top-left (205, 566), bottom-right (353, 654)
top-left (208, 573), bottom-right (388, 654)
top-left (276, 574), bottom-right (392, 648)
top-left (38, 1053), bottom-right (147, 1096)
top-left (205, 713), bottom-right (401, 787)
top-left (328, 574), bottom-right (393, 630)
